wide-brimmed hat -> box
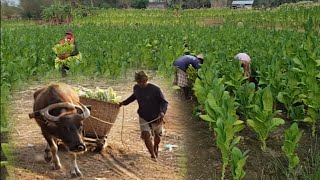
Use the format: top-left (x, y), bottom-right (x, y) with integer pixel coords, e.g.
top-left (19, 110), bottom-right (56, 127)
top-left (134, 71), bottom-right (149, 82)
top-left (65, 29), bottom-right (74, 35)
top-left (196, 54), bottom-right (204, 60)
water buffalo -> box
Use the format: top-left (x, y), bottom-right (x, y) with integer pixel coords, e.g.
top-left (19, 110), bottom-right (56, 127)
top-left (29, 83), bottom-right (90, 177)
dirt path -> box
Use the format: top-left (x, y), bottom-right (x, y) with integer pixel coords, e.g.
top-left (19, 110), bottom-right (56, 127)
top-left (8, 75), bottom-right (216, 180)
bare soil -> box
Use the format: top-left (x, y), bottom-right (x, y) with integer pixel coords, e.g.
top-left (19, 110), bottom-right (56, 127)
top-left (6, 74), bottom-right (319, 180)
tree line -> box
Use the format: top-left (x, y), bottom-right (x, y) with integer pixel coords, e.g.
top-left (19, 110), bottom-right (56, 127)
top-left (1, 0), bottom-right (318, 20)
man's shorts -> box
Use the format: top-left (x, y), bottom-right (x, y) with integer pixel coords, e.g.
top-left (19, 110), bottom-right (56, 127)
top-left (139, 117), bottom-right (163, 137)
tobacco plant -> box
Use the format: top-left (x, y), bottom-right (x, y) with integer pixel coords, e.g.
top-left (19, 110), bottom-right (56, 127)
top-left (247, 85), bottom-right (285, 152)
top-left (199, 78), bottom-right (225, 128)
top-left (231, 147), bottom-right (249, 180)
top-left (222, 60), bottom-right (247, 94)
top-left (214, 91), bottom-right (245, 180)
top-left (276, 70), bottom-right (306, 120)
top-left (281, 123), bottom-right (303, 175)
top-left (290, 18), bottom-right (320, 136)
top-left (197, 77), bottom-right (245, 179)
top-left (203, 79), bottom-right (245, 179)
top-left (235, 82), bottom-right (256, 119)
top-left (193, 65), bottom-right (219, 115)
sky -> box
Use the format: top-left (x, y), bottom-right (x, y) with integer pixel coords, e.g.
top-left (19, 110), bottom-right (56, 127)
top-left (11, 0), bottom-right (19, 5)
top-left (3, 0), bottom-right (19, 6)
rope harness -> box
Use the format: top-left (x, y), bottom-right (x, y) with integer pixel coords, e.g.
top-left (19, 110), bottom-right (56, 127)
top-left (85, 107), bottom-right (164, 149)
top-left (88, 113), bottom-right (161, 126)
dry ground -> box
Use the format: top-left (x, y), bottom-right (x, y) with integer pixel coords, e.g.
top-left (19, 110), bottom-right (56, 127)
top-left (7, 74), bottom-right (217, 180)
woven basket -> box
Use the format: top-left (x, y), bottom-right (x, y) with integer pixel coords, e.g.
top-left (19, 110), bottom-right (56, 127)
top-left (80, 96), bottom-right (120, 138)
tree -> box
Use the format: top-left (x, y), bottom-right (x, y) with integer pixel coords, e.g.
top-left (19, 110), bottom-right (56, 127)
top-left (211, 0), bottom-right (228, 8)
top-left (41, 1), bottom-right (73, 24)
top-left (20, 0), bottom-right (53, 18)
top-left (131, 0), bottom-right (148, 9)
top-left (115, 0), bottom-right (131, 8)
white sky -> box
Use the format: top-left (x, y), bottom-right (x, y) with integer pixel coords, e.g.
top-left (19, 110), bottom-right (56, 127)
top-left (3, 0), bottom-right (19, 6)
top-left (12, 0), bottom-right (19, 5)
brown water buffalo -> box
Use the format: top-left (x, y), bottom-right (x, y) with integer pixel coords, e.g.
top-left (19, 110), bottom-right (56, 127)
top-left (29, 83), bottom-right (90, 177)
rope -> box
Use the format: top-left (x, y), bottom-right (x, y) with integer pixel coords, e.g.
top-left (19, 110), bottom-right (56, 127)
top-left (88, 114), bottom-right (162, 127)
top-left (85, 108), bottom-right (164, 151)
top-left (87, 117), bottom-right (100, 140)
top-left (121, 107), bottom-right (129, 150)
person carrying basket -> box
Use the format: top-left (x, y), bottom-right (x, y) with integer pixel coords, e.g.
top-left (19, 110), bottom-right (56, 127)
top-left (53, 29), bottom-right (81, 78)
top-left (119, 71), bottom-right (168, 162)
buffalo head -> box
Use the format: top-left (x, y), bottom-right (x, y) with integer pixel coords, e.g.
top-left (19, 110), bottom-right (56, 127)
top-left (31, 102), bottom-right (90, 153)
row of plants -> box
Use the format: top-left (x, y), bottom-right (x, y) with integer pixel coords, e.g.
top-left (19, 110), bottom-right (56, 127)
top-left (192, 18), bottom-right (319, 179)
top-left (73, 3), bottom-right (320, 29)
top-left (2, 1), bottom-right (319, 28)
top-left (225, 2), bottom-right (320, 30)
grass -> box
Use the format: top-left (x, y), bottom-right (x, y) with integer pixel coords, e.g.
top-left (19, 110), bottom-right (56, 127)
top-left (301, 136), bottom-right (320, 180)
top-left (176, 150), bottom-right (188, 178)
top-left (266, 135), bottom-right (320, 180)
top-left (1, 142), bottom-right (14, 180)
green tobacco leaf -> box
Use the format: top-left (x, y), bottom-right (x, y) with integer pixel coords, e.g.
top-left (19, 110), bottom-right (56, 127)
top-left (315, 60), bottom-right (320, 66)
top-left (207, 92), bottom-right (218, 109)
top-left (291, 156), bottom-right (300, 168)
top-left (276, 92), bottom-right (289, 104)
top-left (225, 81), bottom-right (235, 87)
top-left (262, 86), bottom-right (273, 112)
top-left (234, 157), bottom-right (248, 179)
top-left (291, 68), bottom-right (304, 73)
top-left (282, 122), bottom-right (303, 172)
top-left (248, 83), bottom-right (256, 102)
top-left (247, 119), bottom-right (259, 131)
top-left (231, 147), bottom-right (249, 180)
top-left (230, 136), bottom-right (242, 149)
top-left (269, 118), bottom-right (285, 130)
top-left (205, 102), bottom-right (217, 119)
top-left (233, 120), bottom-right (244, 126)
top-left (199, 114), bottom-right (215, 123)
top-left (193, 78), bottom-right (207, 103)
top-left (303, 117), bottom-right (313, 123)
top-left (292, 57), bottom-right (304, 68)
top-left (232, 124), bottom-right (245, 134)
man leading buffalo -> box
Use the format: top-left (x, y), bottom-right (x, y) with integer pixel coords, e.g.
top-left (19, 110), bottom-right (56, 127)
top-left (119, 71), bottom-right (168, 162)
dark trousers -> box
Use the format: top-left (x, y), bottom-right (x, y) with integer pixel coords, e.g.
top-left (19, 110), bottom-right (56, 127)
top-left (182, 86), bottom-right (192, 100)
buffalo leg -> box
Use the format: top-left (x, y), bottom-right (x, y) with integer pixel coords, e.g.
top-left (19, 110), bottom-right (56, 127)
top-left (70, 153), bottom-right (82, 177)
top-left (44, 136), bottom-right (61, 170)
top-left (44, 143), bottom-right (52, 162)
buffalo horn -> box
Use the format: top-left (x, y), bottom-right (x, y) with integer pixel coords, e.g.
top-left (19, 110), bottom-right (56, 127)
top-left (42, 102), bottom-right (76, 122)
top-left (77, 103), bottom-right (90, 119)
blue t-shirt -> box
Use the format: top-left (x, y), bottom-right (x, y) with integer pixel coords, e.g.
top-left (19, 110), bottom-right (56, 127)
top-left (173, 55), bottom-right (201, 72)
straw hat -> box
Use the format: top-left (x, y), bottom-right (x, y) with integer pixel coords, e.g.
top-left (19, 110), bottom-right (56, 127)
top-left (196, 54), bottom-right (204, 60)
